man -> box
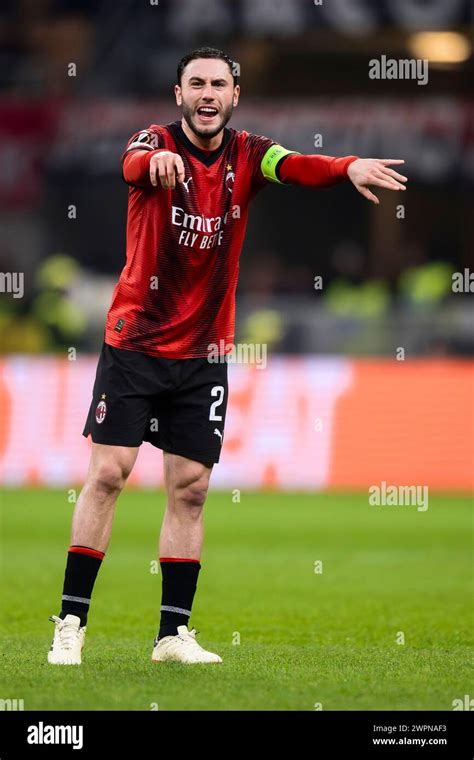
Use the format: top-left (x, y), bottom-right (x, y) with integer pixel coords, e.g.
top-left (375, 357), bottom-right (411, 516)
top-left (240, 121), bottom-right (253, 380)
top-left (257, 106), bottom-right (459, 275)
top-left (48, 47), bottom-right (407, 665)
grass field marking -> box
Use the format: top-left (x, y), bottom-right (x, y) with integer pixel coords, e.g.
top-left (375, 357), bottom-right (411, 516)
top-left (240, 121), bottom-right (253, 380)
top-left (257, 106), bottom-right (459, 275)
top-left (313, 560), bottom-right (323, 574)
top-left (396, 631), bottom-right (405, 645)
top-left (232, 631), bottom-right (241, 646)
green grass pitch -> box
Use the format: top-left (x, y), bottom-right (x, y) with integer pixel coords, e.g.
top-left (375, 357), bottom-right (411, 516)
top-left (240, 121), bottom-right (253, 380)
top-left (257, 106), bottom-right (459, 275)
top-left (0, 487), bottom-right (472, 711)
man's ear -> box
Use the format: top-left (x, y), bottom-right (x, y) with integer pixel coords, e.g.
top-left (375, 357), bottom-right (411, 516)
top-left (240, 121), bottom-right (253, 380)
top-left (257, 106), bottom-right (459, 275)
top-left (175, 84), bottom-right (182, 106)
top-left (233, 84), bottom-right (240, 108)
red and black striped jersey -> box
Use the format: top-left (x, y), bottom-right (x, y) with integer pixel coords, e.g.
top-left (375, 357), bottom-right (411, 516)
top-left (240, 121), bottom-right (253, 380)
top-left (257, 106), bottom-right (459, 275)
top-left (105, 120), bottom-right (282, 358)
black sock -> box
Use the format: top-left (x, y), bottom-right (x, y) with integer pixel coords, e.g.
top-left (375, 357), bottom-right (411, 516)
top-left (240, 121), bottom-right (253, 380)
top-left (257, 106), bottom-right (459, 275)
top-left (59, 545), bottom-right (105, 627)
top-left (158, 558), bottom-right (201, 639)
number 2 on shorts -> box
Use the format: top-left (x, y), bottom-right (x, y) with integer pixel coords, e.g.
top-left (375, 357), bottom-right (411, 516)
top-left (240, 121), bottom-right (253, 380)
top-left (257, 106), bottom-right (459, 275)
top-left (209, 385), bottom-right (225, 421)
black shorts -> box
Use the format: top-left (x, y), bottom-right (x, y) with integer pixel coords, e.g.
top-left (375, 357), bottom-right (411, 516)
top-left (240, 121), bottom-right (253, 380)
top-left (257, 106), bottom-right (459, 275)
top-left (82, 342), bottom-right (228, 463)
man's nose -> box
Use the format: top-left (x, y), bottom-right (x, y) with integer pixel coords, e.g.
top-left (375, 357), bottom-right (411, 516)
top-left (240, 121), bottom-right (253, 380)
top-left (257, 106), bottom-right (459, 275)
top-left (201, 84), bottom-right (214, 100)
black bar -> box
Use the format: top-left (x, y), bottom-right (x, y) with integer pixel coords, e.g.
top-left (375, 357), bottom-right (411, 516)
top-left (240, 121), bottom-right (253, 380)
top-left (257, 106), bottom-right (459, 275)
top-left (0, 710), bottom-right (472, 756)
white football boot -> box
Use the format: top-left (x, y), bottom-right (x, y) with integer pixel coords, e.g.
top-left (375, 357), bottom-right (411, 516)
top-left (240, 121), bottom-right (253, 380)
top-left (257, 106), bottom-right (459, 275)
top-left (47, 614), bottom-right (86, 665)
top-left (152, 625), bottom-right (222, 664)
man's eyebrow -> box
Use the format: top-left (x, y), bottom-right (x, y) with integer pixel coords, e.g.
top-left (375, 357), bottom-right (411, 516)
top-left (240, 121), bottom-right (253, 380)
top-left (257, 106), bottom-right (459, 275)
top-left (187, 76), bottom-right (229, 84)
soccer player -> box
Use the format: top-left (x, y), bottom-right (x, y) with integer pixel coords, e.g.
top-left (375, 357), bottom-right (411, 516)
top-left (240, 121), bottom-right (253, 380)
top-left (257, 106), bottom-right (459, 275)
top-left (48, 47), bottom-right (407, 665)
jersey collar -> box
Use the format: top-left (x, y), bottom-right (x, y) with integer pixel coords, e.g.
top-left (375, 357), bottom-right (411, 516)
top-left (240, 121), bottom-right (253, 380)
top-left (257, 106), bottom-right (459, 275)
top-left (169, 120), bottom-right (231, 167)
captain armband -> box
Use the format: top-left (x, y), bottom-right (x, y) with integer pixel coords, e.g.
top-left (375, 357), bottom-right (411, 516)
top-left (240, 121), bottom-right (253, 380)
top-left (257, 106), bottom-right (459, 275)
top-left (260, 144), bottom-right (300, 184)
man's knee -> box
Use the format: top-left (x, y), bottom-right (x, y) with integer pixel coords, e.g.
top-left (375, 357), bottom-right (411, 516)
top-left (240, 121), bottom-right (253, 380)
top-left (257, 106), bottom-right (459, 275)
top-left (89, 457), bottom-right (133, 496)
top-left (173, 467), bottom-right (211, 511)
top-left (164, 454), bottom-right (213, 514)
top-left (92, 465), bottom-right (125, 495)
top-left (180, 480), bottom-right (209, 510)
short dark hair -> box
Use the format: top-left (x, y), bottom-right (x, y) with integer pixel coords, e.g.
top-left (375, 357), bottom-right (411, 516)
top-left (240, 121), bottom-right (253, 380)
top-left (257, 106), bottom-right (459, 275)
top-left (177, 47), bottom-right (239, 86)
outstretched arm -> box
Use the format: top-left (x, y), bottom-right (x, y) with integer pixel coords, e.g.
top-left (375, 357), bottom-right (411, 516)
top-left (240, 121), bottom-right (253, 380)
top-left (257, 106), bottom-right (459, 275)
top-left (262, 146), bottom-right (407, 204)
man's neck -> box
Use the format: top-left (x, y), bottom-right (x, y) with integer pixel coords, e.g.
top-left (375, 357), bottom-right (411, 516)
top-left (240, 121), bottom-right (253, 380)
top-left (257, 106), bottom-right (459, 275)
top-left (180, 117), bottom-right (224, 152)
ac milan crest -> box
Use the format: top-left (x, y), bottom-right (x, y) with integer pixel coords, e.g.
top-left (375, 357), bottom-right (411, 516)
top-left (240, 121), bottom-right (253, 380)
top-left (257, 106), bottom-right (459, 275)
top-left (225, 164), bottom-right (235, 193)
top-left (95, 395), bottom-right (107, 424)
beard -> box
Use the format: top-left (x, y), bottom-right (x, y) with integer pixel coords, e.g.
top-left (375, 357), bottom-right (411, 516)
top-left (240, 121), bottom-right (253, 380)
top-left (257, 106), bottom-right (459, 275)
top-left (181, 100), bottom-right (234, 140)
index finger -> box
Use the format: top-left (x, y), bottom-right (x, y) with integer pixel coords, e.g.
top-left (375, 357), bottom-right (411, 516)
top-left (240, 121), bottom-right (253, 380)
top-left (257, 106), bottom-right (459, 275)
top-left (377, 159), bottom-right (405, 166)
top-left (175, 157), bottom-right (185, 182)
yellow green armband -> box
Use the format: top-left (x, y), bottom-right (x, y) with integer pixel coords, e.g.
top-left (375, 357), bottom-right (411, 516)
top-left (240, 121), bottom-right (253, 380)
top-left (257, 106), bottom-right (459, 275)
top-left (260, 144), bottom-right (300, 184)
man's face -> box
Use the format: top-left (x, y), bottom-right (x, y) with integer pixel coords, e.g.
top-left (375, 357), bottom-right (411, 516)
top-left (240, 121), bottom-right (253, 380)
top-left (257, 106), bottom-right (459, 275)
top-left (175, 58), bottom-right (240, 140)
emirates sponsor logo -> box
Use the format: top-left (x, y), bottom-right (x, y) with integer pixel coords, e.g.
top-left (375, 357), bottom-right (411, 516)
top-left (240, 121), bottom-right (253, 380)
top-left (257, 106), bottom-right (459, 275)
top-left (171, 205), bottom-right (240, 250)
top-left (171, 205), bottom-right (230, 233)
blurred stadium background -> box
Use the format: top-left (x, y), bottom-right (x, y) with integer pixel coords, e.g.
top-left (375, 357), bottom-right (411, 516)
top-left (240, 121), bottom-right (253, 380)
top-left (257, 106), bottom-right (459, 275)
top-left (0, 0), bottom-right (472, 490)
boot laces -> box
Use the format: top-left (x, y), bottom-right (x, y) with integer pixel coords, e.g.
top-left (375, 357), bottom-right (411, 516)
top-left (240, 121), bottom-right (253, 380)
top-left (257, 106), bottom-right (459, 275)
top-left (49, 615), bottom-right (81, 650)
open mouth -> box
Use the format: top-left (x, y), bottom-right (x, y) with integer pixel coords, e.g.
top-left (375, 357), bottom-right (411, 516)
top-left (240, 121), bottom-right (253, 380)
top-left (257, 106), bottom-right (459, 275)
top-left (196, 106), bottom-right (219, 122)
